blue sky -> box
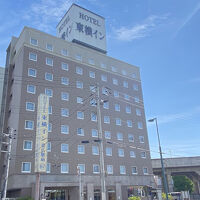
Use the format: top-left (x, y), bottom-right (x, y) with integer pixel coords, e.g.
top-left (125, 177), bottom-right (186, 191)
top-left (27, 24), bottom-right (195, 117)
top-left (0, 0), bottom-right (200, 158)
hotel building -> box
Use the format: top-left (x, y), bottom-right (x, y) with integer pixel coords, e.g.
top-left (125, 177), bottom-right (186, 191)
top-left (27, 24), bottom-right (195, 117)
top-left (0, 4), bottom-right (154, 200)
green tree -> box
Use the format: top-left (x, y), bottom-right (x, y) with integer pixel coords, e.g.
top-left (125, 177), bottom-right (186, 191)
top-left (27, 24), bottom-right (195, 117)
top-left (173, 175), bottom-right (194, 193)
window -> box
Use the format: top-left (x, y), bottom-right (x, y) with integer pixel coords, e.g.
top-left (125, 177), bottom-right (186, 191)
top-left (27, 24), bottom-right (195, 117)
top-left (48, 123), bottom-right (52, 132)
top-left (61, 163), bottom-right (69, 173)
top-left (107, 165), bottom-right (113, 174)
top-left (61, 77), bottom-right (69, 85)
top-left (115, 104), bottom-right (120, 111)
top-left (77, 111), bottom-right (84, 119)
top-left (61, 92), bottom-right (69, 101)
top-left (61, 125), bottom-right (69, 134)
top-left (88, 58), bottom-right (95, 65)
top-left (77, 164), bottom-right (85, 174)
top-left (30, 38), bottom-right (38, 46)
top-left (48, 106), bottom-right (52, 114)
top-left (100, 63), bottom-right (106, 69)
top-left (23, 141), bottom-right (32, 150)
top-left (127, 120), bottom-right (132, 127)
top-left (112, 78), bottom-right (118, 85)
top-left (122, 70), bottom-right (127, 75)
top-left (47, 142), bottom-right (51, 152)
top-left (46, 57), bottom-right (53, 66)
top-left (103, 101), bottom-right (109, 109)
top-left (46, 163), bottom-right (51, 173)
top-left (93, 164), bottom-right (100, 173)
top-left (61, 49), bottom-right (68, 56)
top-left (136, 108), bottom-right (141, 116)
top-left (138, 122), bottom-right (143, 129)
top-left (28, 68), bottom-right (36, 77)
top-left (104, 131), bottom-right (111, 139)
top-left (90, 99), bottom-right (97, 107)
top-left (61, 62), bottom-right (68, 71)
top-left (92, 129), bottom-right (98, 137)
top-left (132, 73), bottom-right (136, 78)
top-left (77, 128), bottom-right (84, 136)
top-left (104, 116), bottom-right (110, 124)
top-left (90, 85), bottom-right (96, 93)
top-left (117, 132), bottom-right (123, 140)
top-left (76, 81), bottom-right (83, 89)
top-left (120, 166), bottom-right (126, 174)
top-left (91, 112), bottom-right (97, 122)
top-left (29, 52), bottom-right (37, 61)
top-left (45, 88), bottom-right (53, 97)
top-left (61, 144), bottom-right (69, 153)
top-left (124, 94), bottom-right (130, 101)
top-left (92, 146), bottom-right (99, 155)
top-left (123, 81), bottom-right (128, 88)
top-left (77, 97), bottom-right (83, 104)
top-left (78, 145), bottom-right (85, 154)
top-left (114, 90), bottom-right (119, 98)
top-left (27, 85), bottom-right (36, 94)
top-left (102, 87), bottom-right (109, 95)
top-left (139, 136), bottom-right (144, 143)
top-left (135, 96), bottom-right (140, 103)
top-left (143, 167), bottom-right (148, 175)
top-left (61, 108), bottom-right (69, 117)
top-left (75, 54), bottom-right (82, 61)
top-left (76, 66), bottom-right (83, 75)
top-left (46, 43), bottom-right (53, 51)
top-left (101, 74), bottom-right (107, 82)
top-left (133, 84), bottom-right (138, 91)
top-left (106, 147), bottom-right (112, 156)
top-left (118, 148), bottom-right (124, 157)
top-left (116, 118), bottom-right (121, 126)
top-left (111, 66), bottom-right (117, 72)
top-left (141, 151), bottom-right (146, 158)
top-left (130, 151), bottom-right (136, 158)
top-left (22, 162), bottom-right (31, 173)
top-left (25, 120), bottom-right (34, 130)
top-left (45, 73), bottom-right (53, 81)
top-left (126, 106), bottom-right (131, 114)
top-left (132, 167), bottom-right (137, 174)
top-left (26, 102), bottom-right (35, 111)
top-left (89, 71), bottom-right (95, 78)
top-left (128, 134), bottom-right (134, 142)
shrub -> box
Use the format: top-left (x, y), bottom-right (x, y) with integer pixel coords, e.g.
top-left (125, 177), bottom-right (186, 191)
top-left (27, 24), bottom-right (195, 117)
top-left (128, 196), bottom-right (141, 200)
top-left (17, 197), bottom-right (33, 200)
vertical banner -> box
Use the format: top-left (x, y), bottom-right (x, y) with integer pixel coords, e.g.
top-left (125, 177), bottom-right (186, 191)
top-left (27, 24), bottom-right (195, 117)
top-left (35, 94), bottom-right (49, 173)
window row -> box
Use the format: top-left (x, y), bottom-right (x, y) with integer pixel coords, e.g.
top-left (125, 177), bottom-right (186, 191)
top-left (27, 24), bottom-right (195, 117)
top-left (26, 84), bottom-right (141, 104)
top-left (29, 39), bottom-right (137, 79)
top-left (22, 161), bottom-right (148, 175)
top-left (24, 117), bottom-right (143, 130)
top-left (23, 141), bottom-right (147, 158)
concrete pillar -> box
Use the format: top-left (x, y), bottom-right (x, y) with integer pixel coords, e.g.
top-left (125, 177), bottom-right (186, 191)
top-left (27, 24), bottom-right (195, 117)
top-left (65, 190), bottom-right (69, 200)
top-left (31, 183), bottom-right (35, 199)
top-left (87, 183), bottom-right (94, 200)
top-left (116, 183), bottom-right (122, 200)
top-left (166, 174), bottom-right (174, 193)
top-left (39, 184), bottom-right (45, 199)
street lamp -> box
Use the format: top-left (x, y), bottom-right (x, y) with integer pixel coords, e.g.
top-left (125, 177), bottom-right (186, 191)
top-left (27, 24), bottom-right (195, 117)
top-left (148, 118), bottom-right (169, 200)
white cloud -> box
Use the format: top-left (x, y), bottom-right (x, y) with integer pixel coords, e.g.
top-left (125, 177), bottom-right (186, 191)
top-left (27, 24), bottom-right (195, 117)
top-left (24, 0), bottom-right (77, 33)
top-left (114, 14), bottom-right (169, 41)
top-left (174, 2), bottom-right (200, 37)
top-left (148, 106), bottom-right (200, 125)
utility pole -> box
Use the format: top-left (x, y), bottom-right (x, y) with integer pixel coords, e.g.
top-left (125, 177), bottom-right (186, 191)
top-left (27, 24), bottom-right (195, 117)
top-left (2, 127), bottom-right (15, 199)
top-left (96, 85), bottom-right (106, 200)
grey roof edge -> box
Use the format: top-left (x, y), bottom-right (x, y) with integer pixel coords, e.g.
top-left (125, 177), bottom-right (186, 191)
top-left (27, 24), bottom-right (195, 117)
top-left (56, 3), bottom-right (105, 28)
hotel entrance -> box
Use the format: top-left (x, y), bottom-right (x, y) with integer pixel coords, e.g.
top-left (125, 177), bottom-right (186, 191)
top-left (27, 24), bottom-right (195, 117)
top-left (45, 189), bottom-right (66, 200)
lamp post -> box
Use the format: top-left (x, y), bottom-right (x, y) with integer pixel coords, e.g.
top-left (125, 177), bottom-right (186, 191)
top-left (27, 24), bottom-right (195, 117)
top-left (148, 118), bottom-right (169, 200)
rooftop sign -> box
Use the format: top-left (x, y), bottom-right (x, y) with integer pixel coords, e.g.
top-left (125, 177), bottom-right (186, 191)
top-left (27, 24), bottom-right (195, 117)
top-left (57, 4), bottom-right (107, 53)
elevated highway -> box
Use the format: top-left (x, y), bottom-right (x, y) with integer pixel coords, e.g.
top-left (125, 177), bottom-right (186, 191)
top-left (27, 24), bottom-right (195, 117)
top-left (152, 156), bottom-right (200, 194)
